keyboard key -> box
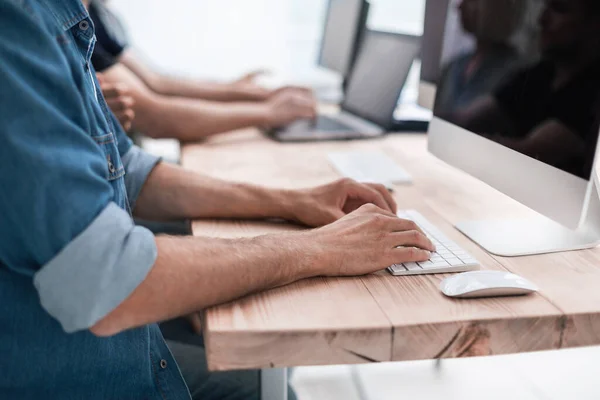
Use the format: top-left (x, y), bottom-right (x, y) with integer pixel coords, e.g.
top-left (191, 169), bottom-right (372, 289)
top-left (419, 261), bottom-right (450, 270)
top-left (390, 264), bottom-right (407, 273)
top-left (403, 262), bottom-right (422, 271)
top-left (445, 258), bottom-right (464, 266)
top-left (426, 261), bottom-right (450, 269)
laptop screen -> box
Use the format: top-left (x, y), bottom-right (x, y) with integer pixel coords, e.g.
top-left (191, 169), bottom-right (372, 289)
top-left (342, 31), bottom-right (421, 128)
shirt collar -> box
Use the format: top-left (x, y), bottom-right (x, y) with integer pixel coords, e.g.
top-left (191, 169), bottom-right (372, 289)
top-left (37, 0), bottom-right (89, 31)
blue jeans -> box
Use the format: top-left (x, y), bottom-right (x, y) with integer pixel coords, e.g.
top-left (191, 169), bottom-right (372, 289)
top-left (163, 319), bottom-right (297, 400)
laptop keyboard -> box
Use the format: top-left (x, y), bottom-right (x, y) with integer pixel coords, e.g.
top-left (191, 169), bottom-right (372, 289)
top-left (313, 115), bottom-right (353, 131)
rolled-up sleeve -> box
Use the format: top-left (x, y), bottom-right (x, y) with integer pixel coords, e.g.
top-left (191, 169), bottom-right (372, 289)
top-left (0, 1), bottom-right (157, 333)
top-left (121, 145), bottom-right (162, 209)
top-left (34, 204), bottom-right (157, 333)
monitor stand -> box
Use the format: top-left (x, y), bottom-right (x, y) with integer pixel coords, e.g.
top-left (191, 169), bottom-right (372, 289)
top-left (455, 175), bottom-right (600, 257)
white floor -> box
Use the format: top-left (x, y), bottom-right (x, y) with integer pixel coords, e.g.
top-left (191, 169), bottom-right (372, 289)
top-left (291, 346), bottom-right (600, 400)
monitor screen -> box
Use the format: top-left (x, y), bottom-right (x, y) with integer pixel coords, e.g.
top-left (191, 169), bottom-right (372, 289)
top-left (319, 0), bottom-right (368, 77)
top-left (343, 31), bottom-right (421, 128)
top-left (433, 0), bottom-right (600, 180)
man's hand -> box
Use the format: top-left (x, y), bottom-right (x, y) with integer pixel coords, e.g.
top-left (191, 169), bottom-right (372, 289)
top-left (298, 203), bottom-right (434, 277)
top-left (231, 70), bottom-right (268, 86)
top-left (268, 85), bottom-right (315, 99)
top-left (98, 73), bottom-right (135, 132)
top-left (264, 87), bottom-right (317, 128)
top-left (286, 178), bottom-right (397, 227)
top-left (227, 70), bottom-right (272, 101)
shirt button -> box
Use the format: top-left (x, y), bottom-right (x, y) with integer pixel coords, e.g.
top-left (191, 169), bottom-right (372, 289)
top-left (107, 156), bottom-right (117, 174)
top-left (160, 359), bottom-right (168, 369)
top-left (79, 20), bottom-right (89, 31)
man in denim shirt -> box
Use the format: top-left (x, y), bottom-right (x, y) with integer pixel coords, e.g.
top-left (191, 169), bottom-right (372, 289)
top-left (0, 0), bottom-right (435, 399)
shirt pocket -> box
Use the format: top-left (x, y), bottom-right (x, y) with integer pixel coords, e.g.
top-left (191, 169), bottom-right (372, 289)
top-left (92, 133), bottom-right (125, 181)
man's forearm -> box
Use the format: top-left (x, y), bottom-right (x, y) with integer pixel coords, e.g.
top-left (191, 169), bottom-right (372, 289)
top-left (134, 94), bottom-right (269, 141)
top-left (102, 64), bottom-right (270, 140)
top-left (150, 76), bottom-right (268, 102)
top-left (90, 232), bottom-right (318, 336)
top-left (120, 50), bottom-right (268, 102)
top-left (134, 162), bottom-right (294, 221)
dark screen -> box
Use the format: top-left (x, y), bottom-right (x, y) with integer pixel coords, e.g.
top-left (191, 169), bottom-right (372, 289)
top-left (433, 0), bottom-right (600, 180)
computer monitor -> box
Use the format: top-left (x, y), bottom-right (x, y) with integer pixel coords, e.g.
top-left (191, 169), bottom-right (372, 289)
top-left (318, 0), bottom-right (370, 80)
top-left (427, 0), bottom-right (600, 256)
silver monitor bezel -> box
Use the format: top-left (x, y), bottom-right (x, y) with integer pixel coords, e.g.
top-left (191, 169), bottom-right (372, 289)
top-left (428, 117), bottom-right (594, 230)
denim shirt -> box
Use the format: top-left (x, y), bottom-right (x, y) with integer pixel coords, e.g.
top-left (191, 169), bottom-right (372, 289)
top-left (0, 0), bottom-right (191, 398)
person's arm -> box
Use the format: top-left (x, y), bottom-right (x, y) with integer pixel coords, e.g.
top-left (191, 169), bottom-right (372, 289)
top-left (97, 73), bottom-right (135, 132)
top-left (120, 49), bottom-right (271, 102)
top-left (91, 204), bottom-right (435, 337)
top-left (132, 161), bottom-right (399, 224)
top-left (102, 64), bottom-right (316, 141)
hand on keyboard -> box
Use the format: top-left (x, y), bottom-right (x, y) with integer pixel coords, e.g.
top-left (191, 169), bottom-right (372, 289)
top-left (289, 178), bottom-right (397, 227)
top-left (265, 88), bottom-right (317, 128)
top-left (388, 211), bottom-right (481, 276)
top-left (308, 204), bottom-right (436, 277)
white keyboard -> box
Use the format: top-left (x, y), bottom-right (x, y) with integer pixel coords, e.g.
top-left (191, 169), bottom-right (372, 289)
top-left (388, 210), bottom-right (481, 276)
top-left (328, 151), bottom-right (413, 187)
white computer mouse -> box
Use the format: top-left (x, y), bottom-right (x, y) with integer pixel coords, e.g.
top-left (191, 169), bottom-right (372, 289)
top-left (440, 271), bottom-right (539, 299)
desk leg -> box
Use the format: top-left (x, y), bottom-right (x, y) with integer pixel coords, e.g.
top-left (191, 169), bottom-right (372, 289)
top-left (350, 365), bottom-right (370, 400)
top-left (261, 367), bottom-right (288, 400)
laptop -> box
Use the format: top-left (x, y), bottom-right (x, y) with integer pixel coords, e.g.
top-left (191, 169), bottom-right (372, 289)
top-left (266, 30), bottom-right (422, 142)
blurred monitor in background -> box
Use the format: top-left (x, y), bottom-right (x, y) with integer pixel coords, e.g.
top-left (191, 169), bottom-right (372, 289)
top-left (318, 0), bottom-right (370, 81)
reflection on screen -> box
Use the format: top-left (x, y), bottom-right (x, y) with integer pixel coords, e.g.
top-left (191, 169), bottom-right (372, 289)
top-left (433, 0), bottom-right (600, 180)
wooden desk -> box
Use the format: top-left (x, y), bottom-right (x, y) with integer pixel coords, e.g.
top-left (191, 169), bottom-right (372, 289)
top-left (182, 129), bottom-right (600, 381)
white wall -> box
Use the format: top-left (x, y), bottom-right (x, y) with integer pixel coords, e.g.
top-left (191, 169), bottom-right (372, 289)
top-left (110, 0), bottom-right (425, 81)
